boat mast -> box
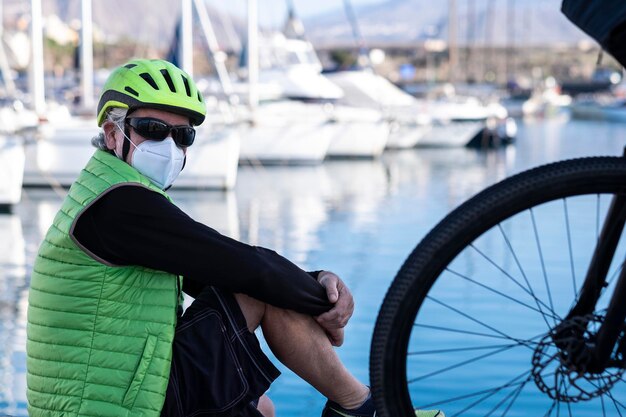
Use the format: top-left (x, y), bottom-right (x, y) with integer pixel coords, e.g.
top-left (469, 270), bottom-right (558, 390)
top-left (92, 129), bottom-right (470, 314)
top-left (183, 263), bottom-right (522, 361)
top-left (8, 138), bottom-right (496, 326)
top-left (180, 0), bottom-right (193, 77)
top-left (506, 0), bottom-right (515, 83)
top-left (342, 0), bottom-right (369, 67)
top-left (448, 0), bottom-right (458, 84)
top-left (30, 0), bottom-right (45, 115)
top-left (465, 0), bottom-right (476, 83)
top-left (247, 0), bottom-right (258, 120)
top-left (0, 0), bottom-right (16, 95)
top-left (485, 0), bottom-right (495, 83)
top-left (80, 0), bottom-right (94, 110)
top-left (192, 0), bottom-right (234, 95)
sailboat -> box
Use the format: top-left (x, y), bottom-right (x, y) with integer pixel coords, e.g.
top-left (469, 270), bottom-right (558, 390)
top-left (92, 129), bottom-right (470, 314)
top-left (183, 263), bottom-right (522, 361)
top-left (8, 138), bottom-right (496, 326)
top-left (163, 0), bottom-right (241, 189)
top-left (233, 3), bottom-right (389, 162)
top-left (0, 133), bottom-right (25, 210)
top-left (321, 0), bottom-right (431, 149)
top-left (325, 0), bottom-right (513, 149)
top-left (24, 0), bottom-right (239, 190)
top-left (324, 69), bottom-right (432, 149)
top-left (186, 0), bottom-right (332, 166)
top-left (0, 0), bottom-right (32, 209)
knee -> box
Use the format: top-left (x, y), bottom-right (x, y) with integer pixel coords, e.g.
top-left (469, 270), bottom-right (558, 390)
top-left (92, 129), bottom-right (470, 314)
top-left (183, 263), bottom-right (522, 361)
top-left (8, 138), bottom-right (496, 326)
top-left (257, 393), bottom-right (275, 417)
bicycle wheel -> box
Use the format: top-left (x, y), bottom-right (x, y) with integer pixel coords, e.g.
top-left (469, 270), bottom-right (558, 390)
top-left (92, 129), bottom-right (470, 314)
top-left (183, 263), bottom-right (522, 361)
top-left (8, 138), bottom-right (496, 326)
top-left (370, 156), bottom-right (626, 417)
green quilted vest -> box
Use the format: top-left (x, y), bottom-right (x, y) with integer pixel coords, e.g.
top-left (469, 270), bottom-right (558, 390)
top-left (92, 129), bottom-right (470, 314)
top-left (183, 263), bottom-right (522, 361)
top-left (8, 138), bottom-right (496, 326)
top-left (26, 150), bottom-right (181, 417)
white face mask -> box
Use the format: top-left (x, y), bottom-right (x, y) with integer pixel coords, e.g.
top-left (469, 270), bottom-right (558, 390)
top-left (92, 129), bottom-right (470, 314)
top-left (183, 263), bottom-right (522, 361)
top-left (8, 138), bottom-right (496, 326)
top-left (117, 127), bottom-right (185, 190)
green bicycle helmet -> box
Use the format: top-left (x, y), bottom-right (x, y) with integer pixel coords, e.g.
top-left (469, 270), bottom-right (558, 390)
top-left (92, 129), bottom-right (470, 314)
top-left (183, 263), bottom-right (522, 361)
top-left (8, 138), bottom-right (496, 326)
top-left (96, 59), bottom-right (206, 126)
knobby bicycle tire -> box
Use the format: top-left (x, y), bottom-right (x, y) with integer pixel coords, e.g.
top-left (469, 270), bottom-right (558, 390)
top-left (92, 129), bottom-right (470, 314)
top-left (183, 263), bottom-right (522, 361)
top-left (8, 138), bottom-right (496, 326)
top-left (370, 156), bottom-right (626, 417)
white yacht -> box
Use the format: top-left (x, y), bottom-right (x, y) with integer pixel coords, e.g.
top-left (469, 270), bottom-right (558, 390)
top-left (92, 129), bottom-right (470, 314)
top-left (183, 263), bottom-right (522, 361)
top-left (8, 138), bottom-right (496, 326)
top-left (235, 32), bottom-right (389, 161)
top-left (570, 96), bottom-right (626, 122)
top-left (255, 32), bottom-right (344, 102)
top-left (325, 69), bottom-right (431, 149)
top-left (323, 105), bottom-right (389, 158)
top-left (23, 116), bottom-right (100, 188)
top-left (328, 70), bottom-right (516, 148)
top-left (0, 134), bottom-right (25, 209)
top-left (0, 99), bottom-right (38, 209)
top-left (500, 78), bottom-right (572, 119)
top-left (418, 86), bottom-right (515, 148)
top-left (23, 114), bottom-right (240, 190)
top-left (175, 124), bottom-right (240, 190)
top-left (236, 100), bottom-right (333, 165)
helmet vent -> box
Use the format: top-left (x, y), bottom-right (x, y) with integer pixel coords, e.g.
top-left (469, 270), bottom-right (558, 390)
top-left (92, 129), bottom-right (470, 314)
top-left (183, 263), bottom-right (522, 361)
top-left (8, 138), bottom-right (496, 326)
top-left (124, 63), bottom-right (137, 69)
top-left (182, 75), bottom-right (191, 97)
top-left (197, 91), bottom-right (203, 102)
top-left (124, 86), bottom-right (139, 97)
top-left (160, 69), bottom-right (176, 93)
top-left (140, 73), bottom-right (159, 90)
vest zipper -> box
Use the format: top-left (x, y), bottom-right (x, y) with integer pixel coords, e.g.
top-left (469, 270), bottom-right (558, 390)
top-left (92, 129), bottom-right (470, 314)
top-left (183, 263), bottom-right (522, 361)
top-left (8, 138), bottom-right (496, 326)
top-left (176, 276), bottom-right (183, 318)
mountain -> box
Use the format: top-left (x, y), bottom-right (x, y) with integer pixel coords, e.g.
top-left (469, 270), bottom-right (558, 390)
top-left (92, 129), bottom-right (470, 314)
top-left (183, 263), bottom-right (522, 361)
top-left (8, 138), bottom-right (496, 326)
top-left (3, 0), bottom-right (246, 52)
top-left (301, 0), bottom-right (593, 48)
top-left (2, 0), bottom-right (593, 52)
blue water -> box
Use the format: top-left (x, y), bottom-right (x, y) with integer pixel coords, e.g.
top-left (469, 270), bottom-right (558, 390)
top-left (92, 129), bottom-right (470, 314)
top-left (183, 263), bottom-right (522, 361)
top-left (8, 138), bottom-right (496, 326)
top-left (1, 116), bottom-right (625, 416)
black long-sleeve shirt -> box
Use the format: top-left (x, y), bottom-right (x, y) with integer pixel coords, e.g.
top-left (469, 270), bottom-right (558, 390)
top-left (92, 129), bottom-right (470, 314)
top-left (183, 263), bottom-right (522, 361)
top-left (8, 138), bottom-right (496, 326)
top-left (72, 185), bottom-right (332, 316)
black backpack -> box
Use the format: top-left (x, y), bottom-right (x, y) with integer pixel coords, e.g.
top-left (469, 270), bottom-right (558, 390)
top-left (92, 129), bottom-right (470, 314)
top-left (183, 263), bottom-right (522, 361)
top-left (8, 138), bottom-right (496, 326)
top-left (562, 0), bottom-right (626, 67)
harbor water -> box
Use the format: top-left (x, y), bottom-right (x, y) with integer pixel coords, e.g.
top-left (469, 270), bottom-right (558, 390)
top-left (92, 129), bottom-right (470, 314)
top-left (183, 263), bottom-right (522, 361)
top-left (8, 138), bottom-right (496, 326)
top-left (1, 116), bottom-right (626, 416)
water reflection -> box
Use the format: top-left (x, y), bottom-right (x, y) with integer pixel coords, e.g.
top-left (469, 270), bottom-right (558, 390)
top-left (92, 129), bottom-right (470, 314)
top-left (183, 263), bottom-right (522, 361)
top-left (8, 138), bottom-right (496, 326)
top-left (169, 189), bottom-right (240, 239)
top-left (1, 118), bottom-right (625, 416)
top-left (0, 214), bottom-right (27, 415)
top-left (236, 165), bottom-right (332, 265)
top-left (323, 159), bottom-right (390, 229)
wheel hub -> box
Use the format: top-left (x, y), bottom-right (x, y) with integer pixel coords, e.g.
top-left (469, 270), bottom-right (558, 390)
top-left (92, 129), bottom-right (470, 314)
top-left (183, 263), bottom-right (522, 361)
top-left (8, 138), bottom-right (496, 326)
top-left (531, 314), bottom-right (625, 402)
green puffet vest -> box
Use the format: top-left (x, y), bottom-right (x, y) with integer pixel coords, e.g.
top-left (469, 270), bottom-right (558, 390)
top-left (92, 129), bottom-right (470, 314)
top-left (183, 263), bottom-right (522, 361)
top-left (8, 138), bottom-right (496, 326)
top-left (26, 150), bottom-right (181, 417)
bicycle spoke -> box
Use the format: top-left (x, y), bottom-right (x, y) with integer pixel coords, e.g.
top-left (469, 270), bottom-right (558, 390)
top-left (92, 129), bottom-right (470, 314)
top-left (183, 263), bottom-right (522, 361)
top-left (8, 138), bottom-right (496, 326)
top-left (601, 394), bottom-right (607, 417)
top-left (469, 243), bottom-right (561, 321)
top-left (612, 395), bottom-right (626, 417)
top-left (416, 369), bottom-right (534, 410)
top-left (456, 376), bottom-right (528, 417)
top-left (409, 342), bottom-right (521, 356)
top-left (595, 375), bottom-right (626, 413)
top-left (492, 376), bottom-right (528, 417)
top-left (542, 401), bottom-right (557, 417)
top-left (408, 344), bottom-right (518, 383)
top-left (563, 198), bottom-right (578, 298)
top-left (558, 375), bottom-right (573, 417)
top-left (579, 261), bottom-right (625, 315)
top-left (425, 296), bottom-right (541, 351)
top-left (414, 323), bottom-right (520, 341)
top-left (530, 207), bottom-right (557, 328)
top-left (597, 194), bottom-right (601, 242)
top-left (445, 267), bottom-right (560, 321)
top-left (605, 388), bottom-right (624, 417)
top-left (498, 223), bottom-right (554, 331)
top-left (607, 258), bottom-right (625, 287)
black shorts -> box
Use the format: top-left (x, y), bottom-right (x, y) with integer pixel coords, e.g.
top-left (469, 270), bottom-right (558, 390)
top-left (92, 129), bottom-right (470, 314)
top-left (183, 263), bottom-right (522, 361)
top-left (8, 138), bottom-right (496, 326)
top-left (161, 286), bottom-right (281, 417)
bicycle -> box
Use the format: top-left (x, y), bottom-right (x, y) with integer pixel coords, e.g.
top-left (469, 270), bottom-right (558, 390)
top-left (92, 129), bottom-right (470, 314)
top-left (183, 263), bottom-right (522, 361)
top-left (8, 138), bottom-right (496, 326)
top-left (370, 150), bottom-right (626, 416)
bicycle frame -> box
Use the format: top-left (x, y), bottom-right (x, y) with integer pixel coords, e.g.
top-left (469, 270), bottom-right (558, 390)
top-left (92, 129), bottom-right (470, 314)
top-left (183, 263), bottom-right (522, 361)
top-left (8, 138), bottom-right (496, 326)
top-left (562, 157), bottom-right (626, 373)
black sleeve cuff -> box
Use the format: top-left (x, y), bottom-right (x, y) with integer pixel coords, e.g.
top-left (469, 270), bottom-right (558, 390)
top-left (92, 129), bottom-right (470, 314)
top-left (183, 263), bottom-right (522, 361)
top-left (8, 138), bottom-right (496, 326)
top-left (307, 270), bottom-right (324, 280)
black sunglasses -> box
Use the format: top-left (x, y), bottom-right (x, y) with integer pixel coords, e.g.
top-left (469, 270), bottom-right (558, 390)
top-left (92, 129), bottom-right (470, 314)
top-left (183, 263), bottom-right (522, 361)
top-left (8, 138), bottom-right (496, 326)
top-left (125, 117), bottom-right (196, 147)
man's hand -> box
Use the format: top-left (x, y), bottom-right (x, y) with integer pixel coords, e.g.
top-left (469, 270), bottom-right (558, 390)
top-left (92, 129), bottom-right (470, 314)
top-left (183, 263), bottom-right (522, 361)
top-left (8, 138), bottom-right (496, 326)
top-left (315, 271), bottom-right (354, 346)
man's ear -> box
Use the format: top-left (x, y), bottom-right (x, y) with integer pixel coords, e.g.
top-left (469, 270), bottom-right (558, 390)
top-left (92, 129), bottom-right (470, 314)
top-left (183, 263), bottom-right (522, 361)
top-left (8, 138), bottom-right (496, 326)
top-left (102, 122), bottom-right (118, 150)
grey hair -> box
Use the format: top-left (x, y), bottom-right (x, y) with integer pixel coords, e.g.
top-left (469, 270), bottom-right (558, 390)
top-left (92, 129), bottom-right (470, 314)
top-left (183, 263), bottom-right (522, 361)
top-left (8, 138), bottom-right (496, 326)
top-left (91, 107), bottom-right (128, 150)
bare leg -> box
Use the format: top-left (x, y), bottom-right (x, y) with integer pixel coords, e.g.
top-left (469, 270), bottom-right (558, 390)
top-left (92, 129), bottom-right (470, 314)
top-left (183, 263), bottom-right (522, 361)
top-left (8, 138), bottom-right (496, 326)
top-left (257, 394), bottom-right (275, 417)
top-left (235, 294), bottom-right (369, 410)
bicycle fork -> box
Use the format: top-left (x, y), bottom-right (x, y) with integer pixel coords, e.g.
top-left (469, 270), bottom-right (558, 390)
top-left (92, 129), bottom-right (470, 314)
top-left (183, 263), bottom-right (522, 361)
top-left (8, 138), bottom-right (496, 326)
top-left (558, 191), bottom-right (626, 374)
